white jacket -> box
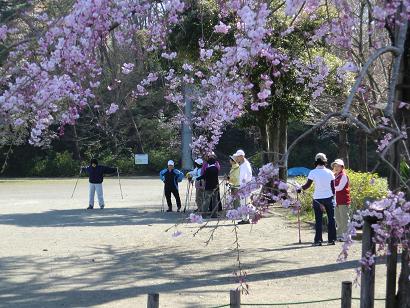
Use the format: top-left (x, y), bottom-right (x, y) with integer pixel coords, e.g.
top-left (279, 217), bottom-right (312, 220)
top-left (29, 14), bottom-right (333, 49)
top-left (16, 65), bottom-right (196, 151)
top-left (239, 159), bottom-right (252, 187)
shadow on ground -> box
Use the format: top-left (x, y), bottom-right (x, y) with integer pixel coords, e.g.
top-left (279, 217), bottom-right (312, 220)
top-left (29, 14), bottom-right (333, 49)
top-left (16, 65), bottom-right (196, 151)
top-left (0, 207), bottom-right (184, 228)
top-left (0, 243), bottom-right (361, 308)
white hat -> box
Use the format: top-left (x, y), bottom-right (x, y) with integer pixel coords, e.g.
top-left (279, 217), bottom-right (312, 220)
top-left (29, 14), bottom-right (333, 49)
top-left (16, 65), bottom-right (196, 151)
top-left (315, 153), bottom-right (327, 162)
top-left (331, 159), bottom-right (345, 168)
top-left (167, 160), bottom-right (175, 166)
top-left (235, 149), bottom-right (245, 157)
top-left (195, 158), bottom-right (203, 165)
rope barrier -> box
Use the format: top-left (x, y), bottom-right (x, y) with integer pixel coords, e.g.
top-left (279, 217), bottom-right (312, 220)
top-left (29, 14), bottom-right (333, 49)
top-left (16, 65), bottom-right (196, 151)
top-left (209, 297), bottom-right (386, 308)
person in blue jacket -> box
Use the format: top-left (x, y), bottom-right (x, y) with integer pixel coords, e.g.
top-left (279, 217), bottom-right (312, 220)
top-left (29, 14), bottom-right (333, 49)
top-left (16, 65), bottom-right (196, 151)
top-left (160, 160), bottom-right (184, 212)
top-left (82, 158), bottom-right (116, 210)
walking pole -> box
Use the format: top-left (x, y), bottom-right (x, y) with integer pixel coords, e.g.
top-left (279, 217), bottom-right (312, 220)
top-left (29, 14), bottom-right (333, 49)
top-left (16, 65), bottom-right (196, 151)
top-left (297, 192), bottom-right (301, 244)
top-left (117, 167), bottom-right (124, 200)
top-left (161, 188), bottom-right (165, 212)
top-left (71, 167), bottom-right (82, 198)
top-left (187, 181), bottom-right (194, 212)
top-left (183, 180), bottom-right (191, 213)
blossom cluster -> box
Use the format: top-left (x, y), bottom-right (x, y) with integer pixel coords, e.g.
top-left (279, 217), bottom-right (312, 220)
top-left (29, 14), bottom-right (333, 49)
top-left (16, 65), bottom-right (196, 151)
top-left (338, 192), bottom-right (410, 280)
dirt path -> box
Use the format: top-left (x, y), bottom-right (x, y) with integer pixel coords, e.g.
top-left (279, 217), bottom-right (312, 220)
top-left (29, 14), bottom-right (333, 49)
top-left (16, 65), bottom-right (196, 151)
top-left (0, 178), bottom-right (388, 307)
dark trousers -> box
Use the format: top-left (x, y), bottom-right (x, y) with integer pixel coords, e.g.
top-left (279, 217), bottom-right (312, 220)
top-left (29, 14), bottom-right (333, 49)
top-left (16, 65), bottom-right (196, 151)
top-left (313, 197), bottom-right (336, 243)
top-left (165, 188), bottom-right (181, 210)
top-left (209, 188), bottom-right (222, 212)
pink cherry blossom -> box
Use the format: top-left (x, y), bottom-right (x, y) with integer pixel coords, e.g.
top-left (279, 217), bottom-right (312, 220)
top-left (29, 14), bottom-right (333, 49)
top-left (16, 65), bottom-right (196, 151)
top-left (106, 103), bottom-right (119, 115)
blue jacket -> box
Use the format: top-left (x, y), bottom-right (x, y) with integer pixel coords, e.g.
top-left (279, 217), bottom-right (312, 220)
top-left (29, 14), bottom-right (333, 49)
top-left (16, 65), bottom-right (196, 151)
top-left (160, 168), bottom-right (184, 190)
top-left (82, 165), bottom-right (116, 184)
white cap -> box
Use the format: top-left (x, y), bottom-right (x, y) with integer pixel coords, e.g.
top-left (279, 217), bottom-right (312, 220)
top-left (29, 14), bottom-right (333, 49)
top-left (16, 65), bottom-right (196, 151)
top-left (331, 159), bottom-right (345, 168)
top-left (315, 153), bottom-right (327, 162)
top-left (167, 160), bottom-right (175, 166)
top-left (235, 149), bottom-right (245, 157)
top-left (195, 158), bottom-right (203, 164)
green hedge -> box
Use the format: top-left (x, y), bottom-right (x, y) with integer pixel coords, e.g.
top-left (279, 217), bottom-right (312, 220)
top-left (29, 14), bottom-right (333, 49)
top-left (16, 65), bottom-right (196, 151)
top-left (294, 170), bottom-right (388, 221)
top-left (30, 151), bottom-right (80, 177)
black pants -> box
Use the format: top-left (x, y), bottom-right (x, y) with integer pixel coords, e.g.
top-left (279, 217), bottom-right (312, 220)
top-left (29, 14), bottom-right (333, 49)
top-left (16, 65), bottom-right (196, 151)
top-left (313, 197), bottom-right (336, 243)
top-left (165, 188), bottom-right (181, 210)
top-left (209, 188), bottom-right (222, 212)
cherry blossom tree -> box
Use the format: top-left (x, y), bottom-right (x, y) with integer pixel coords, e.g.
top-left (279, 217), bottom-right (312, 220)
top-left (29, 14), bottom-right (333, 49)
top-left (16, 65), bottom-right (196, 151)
top-left (0, 0), bottom-right (409, 305)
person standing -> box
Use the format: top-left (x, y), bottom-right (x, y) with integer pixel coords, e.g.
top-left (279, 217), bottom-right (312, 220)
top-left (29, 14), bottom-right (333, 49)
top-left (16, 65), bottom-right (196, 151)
top-left (160, 160), bottom-right (184, 212)
top-left (234, 149), bottom-right (253, 224)
top-left (187, 158), bottom-right (205, 212)
top-left (298, 153), bottom-right (336, 246)
top-left (201, 152), bottom-right (222, 211)
top-left (82, 158), bottom-right (117, 210)
top-left (196, 157), bottom-right (219, 218)
top-left (227, 155), bottom-right (240, 209)
top-left (331, 159), bottom-right (351, 241)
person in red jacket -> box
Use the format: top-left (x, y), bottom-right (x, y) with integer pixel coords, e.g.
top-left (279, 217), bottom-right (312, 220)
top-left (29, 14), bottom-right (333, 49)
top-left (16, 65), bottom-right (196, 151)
top-left (331, 159), bottom-right (351, 241)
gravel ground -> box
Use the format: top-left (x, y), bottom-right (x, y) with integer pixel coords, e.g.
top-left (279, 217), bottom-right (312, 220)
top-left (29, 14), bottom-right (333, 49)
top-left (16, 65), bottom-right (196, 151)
top-left (0, 178), bottom-right (390, 308)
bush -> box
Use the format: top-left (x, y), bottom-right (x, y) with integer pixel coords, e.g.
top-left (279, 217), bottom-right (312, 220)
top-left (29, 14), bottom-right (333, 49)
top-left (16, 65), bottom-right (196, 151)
top-left (30, 151), bottom-right (79, 177)
top-left (294, 169), bottom-right (388, 221)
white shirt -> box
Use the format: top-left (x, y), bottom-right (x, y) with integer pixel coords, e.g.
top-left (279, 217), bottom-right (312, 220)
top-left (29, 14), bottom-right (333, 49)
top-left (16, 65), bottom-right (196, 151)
top-left (335, 173), bottom-right (348, 191)
top-left (239, 159), bottom-right (252, 187)
top-left (307, 166), bottom-right (335, 199)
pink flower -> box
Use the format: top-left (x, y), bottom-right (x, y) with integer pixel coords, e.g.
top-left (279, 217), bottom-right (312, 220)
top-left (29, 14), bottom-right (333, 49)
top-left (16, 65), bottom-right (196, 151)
top-left (189, 213), bottom-right (204, 224)
top-left (278, 181), bottom-right (289, 191)
top-left (121, 63), bottom-right (134, 75)
top-left (399, 102), bottom-right (409, 109)
top-left (106, 103), bottom-right (119, 115)
top-left (0, 25), bottom-right (7, 41)
top-left (257, 89), bottom-right (270, 100)
top-left (161, 52), bottom-right (177, 60)
top-left (172, 230), bottom-right (182, 238)
top-left (214, 21), bottom-right (231, 34)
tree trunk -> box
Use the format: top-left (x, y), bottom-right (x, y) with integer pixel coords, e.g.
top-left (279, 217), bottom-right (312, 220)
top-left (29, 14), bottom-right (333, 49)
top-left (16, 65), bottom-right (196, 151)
top-left (338, 123), bottom-right (350, 169)
top-left (278, 113), bottom-right (288, 181)
top-left (269, 119), bottom-right (280, 164)
top-left (357, 116), bottom-right (368, 172)
top-left (258, 119), bottom-right (270, 164)
top-left (395, 22), bottom-right (410, 308)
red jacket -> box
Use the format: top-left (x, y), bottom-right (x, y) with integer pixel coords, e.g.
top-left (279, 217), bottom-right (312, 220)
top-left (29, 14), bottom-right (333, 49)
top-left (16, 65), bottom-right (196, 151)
top-left (334, 170), bottom-right (351, 206)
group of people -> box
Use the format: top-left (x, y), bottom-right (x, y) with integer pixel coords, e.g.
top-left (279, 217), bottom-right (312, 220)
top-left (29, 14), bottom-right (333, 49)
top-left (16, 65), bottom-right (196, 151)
top-left (159, 150), bottom-right (252, 224)
top-left (80, 151), bottom-right (351, 245)
top-left (298, 153), bottom-right (351, 246)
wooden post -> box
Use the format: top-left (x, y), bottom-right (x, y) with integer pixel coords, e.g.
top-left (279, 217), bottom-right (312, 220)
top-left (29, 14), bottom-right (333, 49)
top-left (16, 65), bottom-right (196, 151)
top-left (360, 216), bottom-right (377, 308)
top-left (230, 289), bottom-right (241, 308)
top-left (341, 281), bottom-right (352, 308)
top-left (147, 293), bottom-right (159, 308)
top-left (385, 239), bottom-right (397, 308)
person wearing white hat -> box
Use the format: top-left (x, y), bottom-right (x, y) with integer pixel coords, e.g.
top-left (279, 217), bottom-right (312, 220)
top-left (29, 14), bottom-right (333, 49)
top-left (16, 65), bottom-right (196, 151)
top-left (331, 159), bottom-right (351, 241)
top-left (234, 149), bottom-right (253, 224)
top-left (159, 160), bottom-right (184, 212)
top-left (186, 158), bottom-right (205, 211)
top-left (298, 153), bottom-right (336, 246)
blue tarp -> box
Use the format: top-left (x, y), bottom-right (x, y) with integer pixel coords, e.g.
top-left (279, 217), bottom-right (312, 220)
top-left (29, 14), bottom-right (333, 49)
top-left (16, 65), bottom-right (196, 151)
top-left (288, 167), bottom-right (310, 177)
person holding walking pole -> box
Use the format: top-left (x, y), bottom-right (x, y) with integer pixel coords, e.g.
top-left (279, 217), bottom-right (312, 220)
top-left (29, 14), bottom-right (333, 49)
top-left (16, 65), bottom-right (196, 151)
top-left (186, 158), bottom-right (204, 212)
top-left (234, 149), bottom-right (253, 225)
top-left (159, 160), bottom-right (184, 212)
top-left (81, 158), bottom-right (117, 210)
